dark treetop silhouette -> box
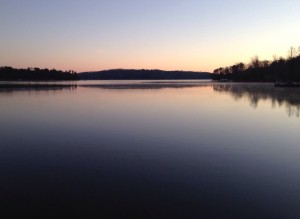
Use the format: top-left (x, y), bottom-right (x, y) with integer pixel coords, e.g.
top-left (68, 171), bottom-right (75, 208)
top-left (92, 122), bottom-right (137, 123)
top-left (0, 66), bottom-right (78, 81)
top-left (79, 69), bottom-right (212, 80)
top-left (212, 46), bottom-right (300, 82)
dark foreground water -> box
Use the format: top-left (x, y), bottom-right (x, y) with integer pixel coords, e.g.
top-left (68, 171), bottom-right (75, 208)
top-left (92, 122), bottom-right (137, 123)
top-left (1, 81), bottom-right (300, 218)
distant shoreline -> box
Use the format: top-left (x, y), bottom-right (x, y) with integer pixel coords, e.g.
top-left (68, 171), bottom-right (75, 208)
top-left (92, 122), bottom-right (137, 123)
top-left (79, 69), bottom-right (212, 80)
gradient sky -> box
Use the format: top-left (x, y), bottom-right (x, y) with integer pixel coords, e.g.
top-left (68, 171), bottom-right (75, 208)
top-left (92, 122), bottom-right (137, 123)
top-left (0, 0), bottom-right (300, 72)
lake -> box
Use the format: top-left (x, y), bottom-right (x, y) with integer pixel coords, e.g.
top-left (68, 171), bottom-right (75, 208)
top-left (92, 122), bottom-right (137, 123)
top-left (1, 81), bottom-right (300, 218)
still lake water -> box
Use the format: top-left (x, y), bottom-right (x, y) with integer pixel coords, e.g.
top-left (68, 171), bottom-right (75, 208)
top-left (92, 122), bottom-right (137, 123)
top-left (1, 81), bottom-right (300, 218)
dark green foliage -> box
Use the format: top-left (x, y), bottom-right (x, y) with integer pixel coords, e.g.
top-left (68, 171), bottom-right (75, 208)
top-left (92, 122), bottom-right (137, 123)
top-left (0, 67), bottom-right (78, 81)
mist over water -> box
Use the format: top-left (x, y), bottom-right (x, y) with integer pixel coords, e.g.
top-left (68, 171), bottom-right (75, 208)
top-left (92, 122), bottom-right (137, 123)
top-left (1, 81), bottom-right (300, 218)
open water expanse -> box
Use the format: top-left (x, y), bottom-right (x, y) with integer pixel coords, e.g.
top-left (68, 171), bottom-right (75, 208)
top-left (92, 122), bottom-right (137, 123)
top-left (1, 81), bottom-right (300, 218)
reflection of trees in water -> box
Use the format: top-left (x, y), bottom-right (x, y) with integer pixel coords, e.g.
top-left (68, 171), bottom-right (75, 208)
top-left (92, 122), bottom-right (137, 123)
top-left (213, 83), bottom-right (300, 117)
top-left (0, 84), bottom-right (77, 96)
top-left (81, 82), bottom-right (211, 90)
top-left (2, 82), bottom-right (299, 117)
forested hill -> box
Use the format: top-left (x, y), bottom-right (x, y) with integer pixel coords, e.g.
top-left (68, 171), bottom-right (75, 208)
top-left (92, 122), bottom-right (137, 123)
top-left (0, 66), bottom-right (78, 81)
top-left (79, 69), bottom-right (212, 80)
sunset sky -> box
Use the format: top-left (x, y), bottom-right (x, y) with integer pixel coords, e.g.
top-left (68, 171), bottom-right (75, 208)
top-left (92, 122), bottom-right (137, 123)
top-left (1, 0), bottom-right (300, 73)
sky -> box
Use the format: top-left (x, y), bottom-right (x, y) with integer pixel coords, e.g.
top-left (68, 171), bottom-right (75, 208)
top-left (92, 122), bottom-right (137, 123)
top-left (0, 0), bottom-right (300, 73)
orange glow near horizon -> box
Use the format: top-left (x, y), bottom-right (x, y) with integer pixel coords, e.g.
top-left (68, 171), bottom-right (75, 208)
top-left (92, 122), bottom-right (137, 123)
top-left (1, 1), bottom-right (300, 73)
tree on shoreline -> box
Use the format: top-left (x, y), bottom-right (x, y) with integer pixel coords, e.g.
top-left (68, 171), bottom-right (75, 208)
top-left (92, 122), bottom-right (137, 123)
top-left (0, 66), bottom-right (78, 81)
top-left (213, 46), bottom-right (300, 82)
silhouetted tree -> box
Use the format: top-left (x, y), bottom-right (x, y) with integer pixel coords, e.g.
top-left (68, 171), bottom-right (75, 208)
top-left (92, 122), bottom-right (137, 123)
top-left (287, 47), bottom-right (297, 60)
top-left (212, 45), bottom-right (300, 82)
top-left (0, 66), bottom-right (78, 81)
top-left (250, 56), bottom-right (261, 69)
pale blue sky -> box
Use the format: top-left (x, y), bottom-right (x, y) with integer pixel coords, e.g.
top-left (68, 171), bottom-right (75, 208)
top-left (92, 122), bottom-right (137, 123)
top-left (1, 0), bottom-right (299, 72)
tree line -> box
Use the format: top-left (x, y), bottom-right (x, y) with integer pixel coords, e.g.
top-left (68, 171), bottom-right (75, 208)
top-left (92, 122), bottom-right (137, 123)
top-left (0, 66), bottom-right (78, 81)
top-left (212, 46), bottom-right (300, 82)
top-left (79, 69), bottom-right (211, 80)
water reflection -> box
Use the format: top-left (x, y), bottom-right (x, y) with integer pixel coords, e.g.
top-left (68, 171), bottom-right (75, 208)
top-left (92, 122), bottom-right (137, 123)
top-left (0, 84), bottom-right (77, 95)
top-left (81, 82), bottom-right (300, 117)
top-left (213, 83), bottom-right (300, 117)
top-left (1, 81), bottom-right (300, 117)
top-left (1, 81), bottom-right (300, 218)
top-left (80, 81), bottom-right (211, 90)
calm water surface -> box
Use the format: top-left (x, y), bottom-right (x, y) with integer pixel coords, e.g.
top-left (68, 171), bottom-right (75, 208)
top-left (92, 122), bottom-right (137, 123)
top-left (1, 81), bottom-right (300, 218)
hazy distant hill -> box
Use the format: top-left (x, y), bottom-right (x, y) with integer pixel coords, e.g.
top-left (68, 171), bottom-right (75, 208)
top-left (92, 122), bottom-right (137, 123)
top-left (79, 69), bottom-right (212, 80)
